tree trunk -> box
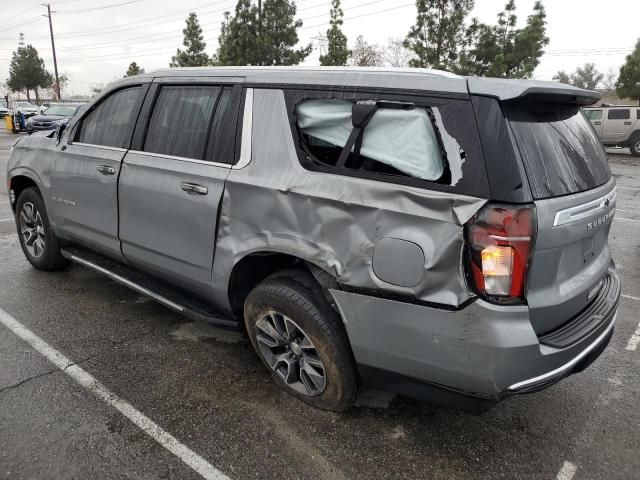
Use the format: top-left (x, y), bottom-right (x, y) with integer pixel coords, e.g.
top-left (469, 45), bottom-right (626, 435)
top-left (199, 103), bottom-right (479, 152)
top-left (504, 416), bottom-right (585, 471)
top-left (26, 90), bottom-right (31, 102)
top-left (35, 88), bottom-right (40, 102)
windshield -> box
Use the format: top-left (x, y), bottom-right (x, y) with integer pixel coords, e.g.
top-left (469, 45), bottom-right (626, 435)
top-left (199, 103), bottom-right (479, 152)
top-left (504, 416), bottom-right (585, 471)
top-left (504, 104), bottom-right (611, 199)
top-left (44, 105), bottom-right (78, 116)
top-left (15, 102), bottom-right (36, 108)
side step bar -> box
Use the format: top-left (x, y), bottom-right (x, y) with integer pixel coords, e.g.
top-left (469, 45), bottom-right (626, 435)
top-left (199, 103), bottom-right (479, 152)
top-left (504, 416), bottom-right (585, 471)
top-left (61, 247), bottom-right (240, 330)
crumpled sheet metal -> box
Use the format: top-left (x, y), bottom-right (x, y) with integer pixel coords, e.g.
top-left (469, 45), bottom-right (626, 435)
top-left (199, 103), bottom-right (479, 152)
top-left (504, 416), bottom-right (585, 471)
top-left (212, 89), bottom-right (487, 309)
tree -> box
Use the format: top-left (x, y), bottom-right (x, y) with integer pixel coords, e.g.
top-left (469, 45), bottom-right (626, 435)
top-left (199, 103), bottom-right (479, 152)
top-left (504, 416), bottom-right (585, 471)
top-left (383, 38), bottom-right (413, 68)
top-left (216, 1), bottom-right (261, 66)
top-left (319, 0), bottom-right (349, 66)
top-left (125, 62), bottom-right (141, 77)
top-left (216, 0), bottom-right (310, 66)
top-left (553, 63), bottom-right (603, 90)
top-left (46, 73), bottom-right (69, 98)
top-left (260, 0), bottom-right (312, 65)
top-left (350, 36), bottom-right (383, 67)
top-left (404, 0), bottom-right (474, 70)
top-left (601, 69), bottom-right (617, 92)
top-left (170, 13), bottom-right (212, 67)
top-left (456, 1), bottom-right (549, 78)
top-left (6, 45), bottom-right (52, 101)
top-left (90, 83), bottom-right (106, 97)
top-left (616, 39), bottom-right (640, 104)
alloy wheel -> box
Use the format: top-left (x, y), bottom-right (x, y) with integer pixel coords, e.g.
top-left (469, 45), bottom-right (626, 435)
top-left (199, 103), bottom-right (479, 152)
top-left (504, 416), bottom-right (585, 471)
top-left (19, 202), bottom-right (46, 258)
top-left (634, 140), bottom-right (640, 155)
top-left (255, 311), bottom-right (327, 396)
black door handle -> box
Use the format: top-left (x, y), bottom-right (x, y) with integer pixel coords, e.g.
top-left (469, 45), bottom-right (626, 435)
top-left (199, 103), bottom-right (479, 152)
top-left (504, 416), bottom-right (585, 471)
top-left (594, 121), bottom-right (601, 125)
top-left (624, 121), bottom-right (632, 125)
top-left (180, 182), bottom-right (208, 195)
top-left (96, 165), bottom-right (116, 175)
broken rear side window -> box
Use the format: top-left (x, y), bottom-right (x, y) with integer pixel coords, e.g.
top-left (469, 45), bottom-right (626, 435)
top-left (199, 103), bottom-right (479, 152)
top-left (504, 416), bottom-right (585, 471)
top-left (295, 99), bottom-right (451, 183)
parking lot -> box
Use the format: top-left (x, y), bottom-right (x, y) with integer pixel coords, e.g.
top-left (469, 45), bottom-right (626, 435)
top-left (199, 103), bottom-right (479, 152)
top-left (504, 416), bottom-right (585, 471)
top-left (0, 128), bottom-right (639, 480)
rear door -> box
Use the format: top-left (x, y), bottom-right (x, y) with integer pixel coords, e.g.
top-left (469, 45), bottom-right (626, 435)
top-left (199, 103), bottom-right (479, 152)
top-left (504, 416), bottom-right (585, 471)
top-left (50, 84), bottom-right (147, 259)
top-left (602, 108), bottom-right (631, 143)
top-left (504, 103), bottom-right (616, 335)
top-left (118, 79), bottom-right (242, 298)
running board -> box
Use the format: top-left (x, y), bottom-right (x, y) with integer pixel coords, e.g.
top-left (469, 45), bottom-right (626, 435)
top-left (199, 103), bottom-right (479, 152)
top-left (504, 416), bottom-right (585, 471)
top-left (61, 247), bottom-right (240, 330)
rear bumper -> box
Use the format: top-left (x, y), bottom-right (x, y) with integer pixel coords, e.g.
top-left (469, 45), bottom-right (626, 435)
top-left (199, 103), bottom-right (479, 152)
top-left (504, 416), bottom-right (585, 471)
top-left (330, 278), bottom-right (619, 413)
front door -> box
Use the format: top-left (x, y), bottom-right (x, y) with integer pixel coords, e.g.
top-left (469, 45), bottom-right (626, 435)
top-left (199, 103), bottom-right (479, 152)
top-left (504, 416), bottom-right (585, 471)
top-left (118, 83), bottom-right (240, 298)
top-left (602, 108), bottom-right (631, 144)
top-left (50, 85), bottom-right (147, 259)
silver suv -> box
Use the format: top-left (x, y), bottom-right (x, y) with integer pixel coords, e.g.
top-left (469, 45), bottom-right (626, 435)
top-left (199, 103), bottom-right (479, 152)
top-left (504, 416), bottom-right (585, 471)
top-left (584, 104), bottom-right (640, 156)
top-left (7, 68), bottom-right (620, 413)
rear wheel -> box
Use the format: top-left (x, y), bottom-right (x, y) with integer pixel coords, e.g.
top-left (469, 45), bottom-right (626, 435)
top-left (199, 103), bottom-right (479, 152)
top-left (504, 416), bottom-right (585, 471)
top-left (630, 134), bottom-right (640, 157)
top-left (16, 187), bottom-right (69, 271)
top-left (244, 270), bottom-right (358, 412)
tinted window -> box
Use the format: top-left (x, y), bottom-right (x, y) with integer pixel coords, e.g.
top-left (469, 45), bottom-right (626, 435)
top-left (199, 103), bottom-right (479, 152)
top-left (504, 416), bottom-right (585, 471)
top-left (78, 87), bottom-right (142, 148)
top-left (144, 86), bottom-right (220, 159)
top-left (505, 104), bottom-right (610, 199)
top-left (637, 109), bottom-right (640, 120)
top-left (584, 109), bottom-right (602, 121)
top-left (608, 109), bottom-right (630, 120)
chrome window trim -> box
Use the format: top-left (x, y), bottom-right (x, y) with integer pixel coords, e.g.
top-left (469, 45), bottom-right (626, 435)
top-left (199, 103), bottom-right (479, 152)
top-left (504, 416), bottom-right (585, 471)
top-left (508, 313), bottom-right (616, 392)
top-left (71, 142), bottom-right (127, 152)
top-left (233, 87), bottom-right (253, 170)
top-left (127, 150), bottom-right (232, 168)
top-left (553, 188), bottom-right (616, 227)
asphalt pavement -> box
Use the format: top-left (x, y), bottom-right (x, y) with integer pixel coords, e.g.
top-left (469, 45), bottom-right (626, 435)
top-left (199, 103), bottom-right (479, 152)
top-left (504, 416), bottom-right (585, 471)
top-left (0, 128), bottom-right (639, 480)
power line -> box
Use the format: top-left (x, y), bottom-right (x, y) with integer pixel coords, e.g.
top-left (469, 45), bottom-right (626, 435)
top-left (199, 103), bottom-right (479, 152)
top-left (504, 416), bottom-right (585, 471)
top-left (3, 5), bottom-right (42, 24)
top-left (55, 0), bottom-right (143, 15)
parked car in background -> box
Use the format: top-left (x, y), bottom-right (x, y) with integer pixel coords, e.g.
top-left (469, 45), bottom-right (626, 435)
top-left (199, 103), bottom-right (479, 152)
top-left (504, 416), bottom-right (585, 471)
top-left (584, 105), bottom-right (640, 156)
top-left (12, 101), bottom-right (40, 117)
top-left (6, 67), bottom-right (619, 413)
top-left (26, 103), bottom-right (82, 134)
top-left (0, 104), bottom-right (10, 118)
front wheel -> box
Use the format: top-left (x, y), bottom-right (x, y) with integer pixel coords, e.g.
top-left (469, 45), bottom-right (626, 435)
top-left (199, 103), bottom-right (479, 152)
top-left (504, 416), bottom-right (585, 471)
top-left (16, 187), bottom-right (69, 271)
top-left (244, 270), bottom-right (358, 412)
top-left (630, 134), bottom-right (640, 157)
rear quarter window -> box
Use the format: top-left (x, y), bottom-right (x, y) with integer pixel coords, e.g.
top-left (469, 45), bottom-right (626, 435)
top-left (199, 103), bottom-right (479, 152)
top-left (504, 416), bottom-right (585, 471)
top-left (504, 104), bottom-right (610, 199)
top-left (285, 89), bottom-right (491, 198)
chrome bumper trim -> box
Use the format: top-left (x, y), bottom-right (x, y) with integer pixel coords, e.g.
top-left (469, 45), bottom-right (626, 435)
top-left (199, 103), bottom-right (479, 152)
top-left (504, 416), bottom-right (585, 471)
top-left (508, 312), bottom-right (616, 391)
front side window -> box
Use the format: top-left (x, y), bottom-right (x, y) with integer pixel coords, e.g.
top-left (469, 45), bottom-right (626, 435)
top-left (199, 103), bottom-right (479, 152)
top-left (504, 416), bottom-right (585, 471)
top-left (77, 87), bottom-right (142, 148)
top-left (608, 109), bottom-right (630, 120)
top-left (295, 99), bottom-right (447, 182)
top-left (144, 86), bottom-right (220, 159)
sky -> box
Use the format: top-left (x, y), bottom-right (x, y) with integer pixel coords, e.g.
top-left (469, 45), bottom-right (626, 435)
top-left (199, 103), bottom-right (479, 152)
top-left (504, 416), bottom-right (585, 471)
top-left (1, 0), bottom-right (638, 97)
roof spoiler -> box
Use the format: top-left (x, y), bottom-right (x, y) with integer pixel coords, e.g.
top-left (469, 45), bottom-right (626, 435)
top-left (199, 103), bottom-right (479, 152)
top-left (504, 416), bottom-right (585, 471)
top-left (467, 77), bottom-right (601, 106)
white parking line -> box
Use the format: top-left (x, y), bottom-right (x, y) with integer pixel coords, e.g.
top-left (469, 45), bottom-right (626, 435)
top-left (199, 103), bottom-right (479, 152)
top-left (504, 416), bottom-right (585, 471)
top-left (626, 323), bottom-right (640, 352)
top-left (0, 307), bottom-right (231, 480)
top-left (622, 294), bottom-right (640, 301)
top-left (556, 461), bottom-right (577, 480)
top-left (0, 218), bottom-right (14, 223)
top-left (615, 217), bottom-right (640, 223)
top-left (617, 186), bottom-right (640, 192)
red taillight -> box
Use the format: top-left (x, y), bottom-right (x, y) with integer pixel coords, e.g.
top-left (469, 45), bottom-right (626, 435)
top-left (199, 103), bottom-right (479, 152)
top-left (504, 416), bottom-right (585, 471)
top-left (465, 204), bottom-right (535, 303)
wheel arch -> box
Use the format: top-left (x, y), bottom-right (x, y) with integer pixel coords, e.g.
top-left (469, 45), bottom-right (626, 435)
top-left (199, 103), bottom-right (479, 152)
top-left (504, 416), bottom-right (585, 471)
top-left (8, 171), bottom-right (41, 212)
top-left (227, 250), bottom-right (339, 318)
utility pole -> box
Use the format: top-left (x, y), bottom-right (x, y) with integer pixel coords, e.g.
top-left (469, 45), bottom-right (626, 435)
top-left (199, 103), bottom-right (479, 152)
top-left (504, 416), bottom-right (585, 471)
top-left (44, 4), bottom-right (61, 100)
top-left (258, 0), bottom-right (262, 65)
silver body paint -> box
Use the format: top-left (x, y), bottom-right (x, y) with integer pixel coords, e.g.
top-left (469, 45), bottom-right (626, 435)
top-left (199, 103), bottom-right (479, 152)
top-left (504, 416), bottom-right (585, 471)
top-left (7, 67), bottom-right (619, 403)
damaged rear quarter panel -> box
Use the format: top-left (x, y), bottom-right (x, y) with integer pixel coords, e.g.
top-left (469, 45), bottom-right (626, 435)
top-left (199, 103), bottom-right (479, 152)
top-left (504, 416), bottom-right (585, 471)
top-left (212, 89), bottom-right (488, 310)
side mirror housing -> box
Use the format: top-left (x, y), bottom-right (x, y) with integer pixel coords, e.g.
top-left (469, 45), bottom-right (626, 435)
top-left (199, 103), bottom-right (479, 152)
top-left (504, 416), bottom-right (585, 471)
top-left (55, 121), bottom-right (67, 143)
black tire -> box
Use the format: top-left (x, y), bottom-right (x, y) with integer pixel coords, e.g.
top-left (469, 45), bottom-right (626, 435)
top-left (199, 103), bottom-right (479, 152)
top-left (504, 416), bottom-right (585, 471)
top-left (630, 134), bottom-right (640, 157)
top-left (244, 270), bottom-right (358, 412)
top-left (15, 187), bottom-right (69, 271)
